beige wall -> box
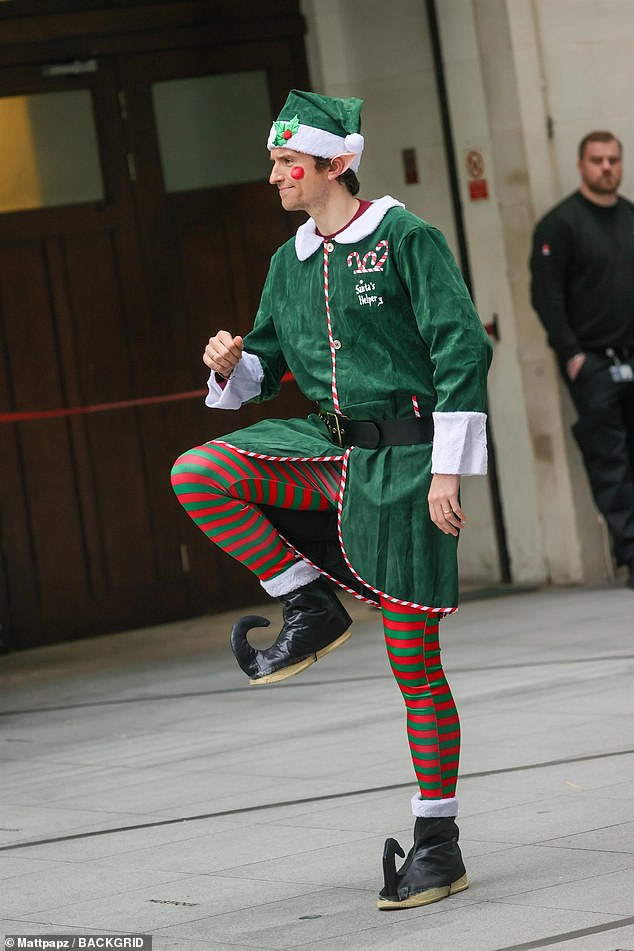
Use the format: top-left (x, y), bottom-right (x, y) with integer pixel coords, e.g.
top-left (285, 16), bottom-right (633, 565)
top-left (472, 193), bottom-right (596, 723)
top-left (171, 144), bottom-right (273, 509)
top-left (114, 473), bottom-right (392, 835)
top-left (445, 0), bottom-right (634, 583)
top-left (300, 0), bottom-right (546, 585)
top-left (531, 0), bottom-right (634, 207)
top-left (301, 0), bottom-right (457, 242)
top-left (301, 0), bottom-right (505, 584)
top-left (498, 0), bottom-right (620, 582)
top-left (435, 0), bottom-right (546, 585)
top-left (470, 0), bottom-right (597, 585)
top-left (300, 0), bottom-right (634, 588)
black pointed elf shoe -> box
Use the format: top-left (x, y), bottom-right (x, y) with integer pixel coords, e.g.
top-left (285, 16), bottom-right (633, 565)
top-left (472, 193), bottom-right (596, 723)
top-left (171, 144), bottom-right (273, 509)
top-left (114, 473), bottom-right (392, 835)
top-left (377, 816), bottom-right (468, 910)
top-left (230, 578), bottom-right (352, 685)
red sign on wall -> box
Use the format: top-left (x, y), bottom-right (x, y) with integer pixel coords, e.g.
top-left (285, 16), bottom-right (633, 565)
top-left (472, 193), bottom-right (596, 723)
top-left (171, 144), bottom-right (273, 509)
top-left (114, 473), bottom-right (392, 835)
top-left (465, 150), bottom-right (489, 201)
top-left (466, 150), bottom-right (485, 178)
top-left (469, 178), bottom-right (489, 200)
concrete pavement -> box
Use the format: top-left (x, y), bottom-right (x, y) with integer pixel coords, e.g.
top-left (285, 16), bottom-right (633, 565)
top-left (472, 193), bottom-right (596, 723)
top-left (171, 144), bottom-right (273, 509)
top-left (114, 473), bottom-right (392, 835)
top-left (1, 582), bottom-right (633, 950)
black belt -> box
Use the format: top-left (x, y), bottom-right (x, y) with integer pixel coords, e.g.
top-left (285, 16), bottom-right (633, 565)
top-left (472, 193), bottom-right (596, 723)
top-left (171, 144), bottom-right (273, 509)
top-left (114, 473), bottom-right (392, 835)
top-left (318, 410), bottom-right (433, 448)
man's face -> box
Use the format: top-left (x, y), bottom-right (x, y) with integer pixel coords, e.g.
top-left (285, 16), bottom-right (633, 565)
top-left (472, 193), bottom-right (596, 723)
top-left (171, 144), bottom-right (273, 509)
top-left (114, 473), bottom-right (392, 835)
top-left (578, 139), bottom-right (622, 197)
top-left (269, 148), bottom-right (329, 213)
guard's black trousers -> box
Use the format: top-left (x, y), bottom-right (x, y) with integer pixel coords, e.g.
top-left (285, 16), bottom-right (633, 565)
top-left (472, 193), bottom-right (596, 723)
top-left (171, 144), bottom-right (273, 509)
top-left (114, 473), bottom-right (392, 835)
top-left (565, 350), bottom-right (634, 566)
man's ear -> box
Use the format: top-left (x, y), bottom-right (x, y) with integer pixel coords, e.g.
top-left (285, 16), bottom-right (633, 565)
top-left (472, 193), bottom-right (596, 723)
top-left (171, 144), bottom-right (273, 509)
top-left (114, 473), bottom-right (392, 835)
top-left (327, 154), bottom-right (350, 180)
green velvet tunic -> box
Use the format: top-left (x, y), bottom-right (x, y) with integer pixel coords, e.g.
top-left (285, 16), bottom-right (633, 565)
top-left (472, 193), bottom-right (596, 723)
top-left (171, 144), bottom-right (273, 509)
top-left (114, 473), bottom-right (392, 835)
top-left (217, 201), bottom-right (492, 611)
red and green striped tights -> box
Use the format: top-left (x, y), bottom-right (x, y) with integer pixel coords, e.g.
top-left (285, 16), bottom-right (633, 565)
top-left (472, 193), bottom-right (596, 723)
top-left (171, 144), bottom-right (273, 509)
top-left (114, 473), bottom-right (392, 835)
top-left (171, 440), bottom-right (460, 801)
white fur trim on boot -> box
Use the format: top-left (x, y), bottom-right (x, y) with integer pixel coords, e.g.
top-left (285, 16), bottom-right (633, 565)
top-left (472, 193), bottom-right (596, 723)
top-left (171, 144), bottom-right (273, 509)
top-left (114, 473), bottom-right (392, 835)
top-left (261, 561), bottom-right (320, 597)
top-left (411, 793), bottom-right (459, 818)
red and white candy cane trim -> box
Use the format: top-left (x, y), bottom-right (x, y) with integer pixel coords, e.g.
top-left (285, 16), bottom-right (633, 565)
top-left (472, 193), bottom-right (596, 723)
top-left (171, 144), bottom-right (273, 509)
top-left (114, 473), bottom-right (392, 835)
top-left (281, 537), bottom-right (382, 609)
top-left (212, 440), bottom-right (345, 464)
top-left (346, 251), bottom-right (361, 272)
top-left (213, 442), bottom-right (457, 616)
top-left (323, 243), bottom-right (341, 413)
top-left (335, 450), bottom-right (457, 617)
top-left (411, 395), bottom-right (421, 418)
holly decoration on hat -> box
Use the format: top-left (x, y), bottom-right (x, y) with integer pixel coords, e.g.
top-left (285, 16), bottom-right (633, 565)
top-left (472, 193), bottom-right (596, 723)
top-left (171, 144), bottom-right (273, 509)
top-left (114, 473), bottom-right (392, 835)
top-left (273, 114), bottom-right (300, 147)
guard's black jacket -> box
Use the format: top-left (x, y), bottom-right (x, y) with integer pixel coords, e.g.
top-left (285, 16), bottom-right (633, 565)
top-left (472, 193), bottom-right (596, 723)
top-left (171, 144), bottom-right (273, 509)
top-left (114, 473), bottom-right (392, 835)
top-left (530, 190), bottom-right (634, 364)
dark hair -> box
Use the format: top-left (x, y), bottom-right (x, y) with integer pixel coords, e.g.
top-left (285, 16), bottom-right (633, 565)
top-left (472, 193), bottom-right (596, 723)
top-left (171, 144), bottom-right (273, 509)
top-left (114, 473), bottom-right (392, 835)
top-left (578, 131), bottom-right (622, 160)
top-left (313, 156), bottom-right (360, 195)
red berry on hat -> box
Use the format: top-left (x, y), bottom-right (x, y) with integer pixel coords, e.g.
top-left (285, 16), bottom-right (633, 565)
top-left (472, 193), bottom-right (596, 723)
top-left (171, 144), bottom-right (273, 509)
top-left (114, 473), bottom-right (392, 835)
top-left (283, 129), bottom-right (293, 140)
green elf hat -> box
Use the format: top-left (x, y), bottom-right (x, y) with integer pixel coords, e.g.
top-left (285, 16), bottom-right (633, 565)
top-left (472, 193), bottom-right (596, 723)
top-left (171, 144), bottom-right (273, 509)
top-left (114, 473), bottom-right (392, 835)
top-left (267, 89), bottom-right (364, 172)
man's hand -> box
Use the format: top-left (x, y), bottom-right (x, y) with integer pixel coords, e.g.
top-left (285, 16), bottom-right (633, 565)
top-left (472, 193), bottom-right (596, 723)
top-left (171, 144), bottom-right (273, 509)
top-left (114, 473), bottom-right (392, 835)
top-left (428, 473), bottom-right (465, 537)
top-left (566, 352), bottom-right (586, 381)
top-left (204, 331), bottom-right (244, 379)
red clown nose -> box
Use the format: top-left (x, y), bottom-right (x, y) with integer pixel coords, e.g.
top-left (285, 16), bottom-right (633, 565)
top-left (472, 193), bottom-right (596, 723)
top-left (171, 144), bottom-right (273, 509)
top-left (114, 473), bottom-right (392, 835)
top-left (290, 166), bottom-right (305, 180)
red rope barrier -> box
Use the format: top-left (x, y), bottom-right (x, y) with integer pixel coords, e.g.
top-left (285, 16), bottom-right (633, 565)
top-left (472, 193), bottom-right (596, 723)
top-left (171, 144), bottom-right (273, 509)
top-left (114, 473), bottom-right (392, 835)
top-left (0, 372), bottom-right (296, 423)
top-left (0, 389), bottom-right (207, 423)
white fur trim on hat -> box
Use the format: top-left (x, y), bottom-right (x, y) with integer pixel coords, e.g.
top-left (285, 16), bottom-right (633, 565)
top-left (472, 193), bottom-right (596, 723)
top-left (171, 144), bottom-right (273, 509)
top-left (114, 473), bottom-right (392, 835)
top-left (267, 122), bottom-right (364, 172)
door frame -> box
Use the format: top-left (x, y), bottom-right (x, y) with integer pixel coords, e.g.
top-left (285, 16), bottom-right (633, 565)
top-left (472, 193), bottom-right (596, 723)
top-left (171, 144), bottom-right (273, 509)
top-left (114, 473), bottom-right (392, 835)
top-left (0, 2), bottom-right (309, 69)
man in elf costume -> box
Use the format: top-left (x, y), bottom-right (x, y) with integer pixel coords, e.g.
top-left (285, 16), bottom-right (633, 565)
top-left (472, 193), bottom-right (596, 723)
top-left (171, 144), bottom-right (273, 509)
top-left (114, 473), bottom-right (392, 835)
top-left (171, 90), bottom-right (492, 910)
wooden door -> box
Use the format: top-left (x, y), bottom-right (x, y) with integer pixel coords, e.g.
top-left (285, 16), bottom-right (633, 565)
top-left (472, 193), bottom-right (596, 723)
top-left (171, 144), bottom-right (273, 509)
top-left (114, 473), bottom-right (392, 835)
top-left (0, 39), bottom-right (311, 649)
top-left (0, 57), bottom-right (186, 649)
top-left (118, 42), bottom-right (312, 617)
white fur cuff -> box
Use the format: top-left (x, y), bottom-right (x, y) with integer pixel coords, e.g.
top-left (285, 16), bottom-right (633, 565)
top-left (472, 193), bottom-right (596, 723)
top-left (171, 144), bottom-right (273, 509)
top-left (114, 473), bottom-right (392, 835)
top-left (431, 411), bottom-right (488, 475)
top-left (411, 793), bottom-right (459, 818)
top-left (205, 351), bottom-right (264, 410)
top-left (261, 560), bottom-right (320, 597)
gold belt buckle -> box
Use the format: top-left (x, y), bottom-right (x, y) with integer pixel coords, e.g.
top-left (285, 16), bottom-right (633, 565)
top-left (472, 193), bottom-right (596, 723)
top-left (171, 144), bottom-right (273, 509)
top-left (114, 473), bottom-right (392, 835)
top-left (332, 413), bottom-right (343, 447)
top-left (322, 411), bottom-right (343, 447)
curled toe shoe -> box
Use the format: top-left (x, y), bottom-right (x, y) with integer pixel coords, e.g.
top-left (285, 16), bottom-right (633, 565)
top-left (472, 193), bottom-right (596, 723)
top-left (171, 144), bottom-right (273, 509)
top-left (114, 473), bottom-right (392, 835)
top-left (230, 577), bottom-right (352, 685)
top-left (377, 816), bottom-right (468, 910)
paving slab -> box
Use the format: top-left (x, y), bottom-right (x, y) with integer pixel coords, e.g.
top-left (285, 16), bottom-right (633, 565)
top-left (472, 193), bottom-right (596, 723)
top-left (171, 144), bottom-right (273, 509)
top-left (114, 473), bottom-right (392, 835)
top-left (155, 894), bottom-right (616, 951)
top-left (2, 863), bottom-right (191, 918)
top-left (1, 582), bottom-right (633, 951)
top-left (528, 921), bottom-right (634, 951)
top-left (17, 875), bottom-right (329, 934)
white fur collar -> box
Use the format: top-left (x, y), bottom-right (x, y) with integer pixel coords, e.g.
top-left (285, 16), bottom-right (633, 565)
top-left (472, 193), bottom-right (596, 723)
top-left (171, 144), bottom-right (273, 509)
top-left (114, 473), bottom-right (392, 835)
top-left (295, 195), bottom-right (404, 261)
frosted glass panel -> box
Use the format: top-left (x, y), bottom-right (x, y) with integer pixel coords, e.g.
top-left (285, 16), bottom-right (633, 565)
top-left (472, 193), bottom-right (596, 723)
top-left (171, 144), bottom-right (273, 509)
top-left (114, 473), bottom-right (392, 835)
top-left (152, 70), bottom-right (271, 191)
top-left (0, 90), bottom-right (103, 212)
